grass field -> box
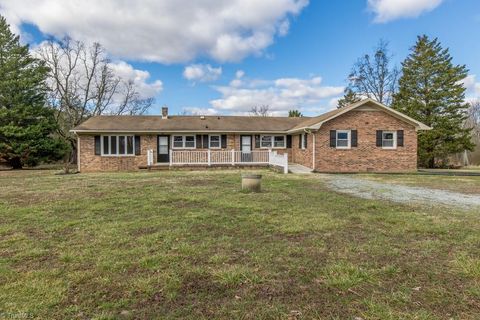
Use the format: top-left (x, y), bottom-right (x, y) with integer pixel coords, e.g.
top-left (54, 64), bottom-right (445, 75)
top-left (0, 170), bottom-right (479, 319)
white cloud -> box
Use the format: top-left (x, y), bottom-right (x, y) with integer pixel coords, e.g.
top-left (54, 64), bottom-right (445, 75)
top-left (0, 0), bottom-right (309, 63)
top-left (109, 61), bottom-right (163, 99)
top-left (463, 74), bottom-right (480, 102)
top-left (183, 64), bottom-right (222, 83)
top-left (181, 107), bottom-right (219, 115)
top-left (368, 0), bottom-right (443, 23)
top-left (209, 73), bottom-right (344, 115)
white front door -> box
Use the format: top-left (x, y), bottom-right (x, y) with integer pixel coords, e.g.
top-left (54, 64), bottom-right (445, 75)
top-left (241, 136), bottom-right (252, 152)
top-left (241, 135), bottom-right (252, 162)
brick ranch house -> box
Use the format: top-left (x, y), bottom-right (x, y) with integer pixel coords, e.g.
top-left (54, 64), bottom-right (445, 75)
top-left (71, 99), bottom-right (431, 173)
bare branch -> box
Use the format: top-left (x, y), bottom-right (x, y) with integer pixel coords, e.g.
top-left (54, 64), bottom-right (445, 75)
top-left (348, 40), bottom-right (399, 106)
top-left (250, 105), bottom-right (271, 117)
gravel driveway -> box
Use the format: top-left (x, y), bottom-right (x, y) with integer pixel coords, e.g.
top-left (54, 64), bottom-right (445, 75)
top-left (321, 174), bottom-right (480, 210)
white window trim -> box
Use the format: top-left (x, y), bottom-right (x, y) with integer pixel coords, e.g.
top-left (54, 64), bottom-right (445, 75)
top-left (301, 134), bottom-right (306, 150)
top-left (382, 130), bottom-right (397, 150)
top-left (336, 130), bottom-right (351, 149)
top-left (171, 135), bottom-right (196, 149)
top-left (100, 135), bottom-right (135, 156)
top-left (209, 134), bottom-right (221, 149)
top-left (260, 135), bottom-right (286, 149)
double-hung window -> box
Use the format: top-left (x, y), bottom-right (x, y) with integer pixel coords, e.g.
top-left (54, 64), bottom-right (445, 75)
top-left (301, 134), bottom-right (306, 149)
top-left (209, 135), bottom-right (220, 149)
top-left (336, 130), bottom-right (351, 149)
top-left (382, 131), bottom-right (397, 149)
top-left (102, 135), bottom-right (135, 156)
top-left (260, 135), bottom-right (285, 148)
top-left (274, 136), bottom-right (285, 148)
top-left (172, 135), bottom-right (196, 149)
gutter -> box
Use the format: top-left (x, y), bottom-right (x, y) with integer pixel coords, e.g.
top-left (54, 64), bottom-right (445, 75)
top-left (70, 129), bottom-right (295, 134)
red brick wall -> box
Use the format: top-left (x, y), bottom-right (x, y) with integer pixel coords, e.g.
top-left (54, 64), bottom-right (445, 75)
top-left (78, 133), bottom-right (291, 172)
top-left (77, 110), bottom-right (417, 173)
top-left (312, 111), bottom-right (417, 172)
top-left (292, 133), bottom-right (313, 168)
top-left (78, 135), bottom-right (156, 172)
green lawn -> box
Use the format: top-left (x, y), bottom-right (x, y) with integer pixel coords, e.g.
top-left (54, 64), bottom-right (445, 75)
top-left (0, 170), bottom-right (479, 319)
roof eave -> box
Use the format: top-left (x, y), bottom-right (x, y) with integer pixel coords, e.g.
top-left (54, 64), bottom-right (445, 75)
top-left (294, 98), bottom-right (432, 132)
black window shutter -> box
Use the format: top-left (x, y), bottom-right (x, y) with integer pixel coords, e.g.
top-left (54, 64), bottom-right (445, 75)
top-left (202, 135), bottom-right (209, 148)
top-left (94, 136), bottom-right (101, 155)
top-left (255, 135), bottom-right (260, 148)
top-left (376, 130), bottom-right (383, 147)
top-left (196, 135), bottom-right (202, 149)
top-left (286, 135), bottom-right (292, 148)
top-left (298, 134), bottom-right (302, 148)
top-left (330, 130), bottom-right (336, 148)
top-left (304, 133), bottom-right (308, 148)
top-left (135, 136), bottom-right (141, 155)
top-left (351, 130), bottom-right (358, 147)
top-left (221, 135), bottom-right (227, 148)
top-left (397, 130), bottom-right (404, 147)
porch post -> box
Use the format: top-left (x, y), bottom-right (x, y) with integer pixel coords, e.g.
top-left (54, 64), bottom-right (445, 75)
top-left (169, 149), bottom-right (173, 166)
top-left (231, 149), bottom-right (235, 165)
top-left (207, 149), bottom-right (211, 166)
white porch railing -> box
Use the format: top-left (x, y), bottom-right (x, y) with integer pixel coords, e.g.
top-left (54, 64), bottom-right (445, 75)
top-left (149, 149), bottom-right (289, 174)
top-left (269, 151), bottom-right (289, 174)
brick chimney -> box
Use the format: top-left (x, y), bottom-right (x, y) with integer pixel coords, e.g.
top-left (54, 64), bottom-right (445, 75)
top-left (161, 106), bottom-right (168, 119)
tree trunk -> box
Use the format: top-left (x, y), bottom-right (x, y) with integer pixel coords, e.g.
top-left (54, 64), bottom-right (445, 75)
top-left (9, 157), bottom-right (22, 169)
top-left (428, 156), bottom-right (435, 169)
top-left (63, 139), bottom-right (77, 173)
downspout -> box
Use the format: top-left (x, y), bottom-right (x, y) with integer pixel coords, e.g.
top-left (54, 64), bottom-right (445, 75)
top-left (304, 128), bottom-right (316, 171)
top-left (312, 132), bottom-right (316, 171)
top-left (76, 133), bottom-right (80, 173)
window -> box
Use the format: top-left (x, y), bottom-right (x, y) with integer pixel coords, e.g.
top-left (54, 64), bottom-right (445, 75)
top-left (173, 136), bottom-right (183, 148)
top-left (336, 130), bottom-right (351, 149)
top-left (382, 131), bottom-right (397, 149)
top-left (274, 136), bottom-right (285, 148)
top-left (260, 135), bottom-right (286, 148)
top-left (185, 136), bottom-right (195, 148)
top-left (301, 134), bottom-right (306, 149)
top-left (209, 135), bottom-right (220, 149)
top-left (101, 135), bottom-right (135, 156)
top-left (261, 136), bottom-right (272, 148)
top-left (172, 135), bottom-right (196, 149)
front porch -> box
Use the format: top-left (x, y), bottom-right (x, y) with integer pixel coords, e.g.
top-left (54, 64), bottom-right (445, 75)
top-left (145, 149), bottom-right (289, 173)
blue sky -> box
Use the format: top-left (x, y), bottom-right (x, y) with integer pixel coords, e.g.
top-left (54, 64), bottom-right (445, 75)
top-left (2, 0), bottom-right (479, 116)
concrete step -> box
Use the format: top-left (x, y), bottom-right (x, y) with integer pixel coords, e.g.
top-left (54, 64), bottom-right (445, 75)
top-left (289, 164), bottom-right (313, 174)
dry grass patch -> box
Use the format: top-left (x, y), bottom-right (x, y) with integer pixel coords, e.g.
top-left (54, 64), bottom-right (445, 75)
top-left (0, 169), bottom-right (479, 319)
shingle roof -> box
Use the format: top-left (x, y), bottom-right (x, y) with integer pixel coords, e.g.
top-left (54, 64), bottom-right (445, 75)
top-left (73, 115), bottom-right (308, 133)
top-left (72, 99), bottom-right (431, 133)
top-left (288, 108), bottom-right (346, 131)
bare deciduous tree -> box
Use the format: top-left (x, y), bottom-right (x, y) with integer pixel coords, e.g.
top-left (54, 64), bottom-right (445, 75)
top-left (250, 105), bottom-right (271, 117)
top-left (466, 100), bottom-right (480, 138)
top-left (348, 40), bottom-right (399, 106)
top-left (457, 100), bottom-right (480, 166)
top-left (37, 38), bottom-right (154, 172)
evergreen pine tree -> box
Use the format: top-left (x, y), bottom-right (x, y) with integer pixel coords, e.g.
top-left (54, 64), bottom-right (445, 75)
top-left (0, 16), bottom-right (66, 168)
top-left (288, 109), bottom-right (303, 117)
top-left (393, 35), bottom-right (474, 168)
top-left (337, 88), bottom-right (361, 108)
